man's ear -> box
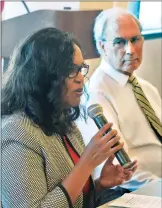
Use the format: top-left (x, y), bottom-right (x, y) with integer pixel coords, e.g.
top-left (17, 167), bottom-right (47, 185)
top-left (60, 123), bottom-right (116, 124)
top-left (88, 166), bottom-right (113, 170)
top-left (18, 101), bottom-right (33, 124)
top-left (99, 40), bottom-right (106, 53)
top-left (141, 35), bottom-right (144, 43)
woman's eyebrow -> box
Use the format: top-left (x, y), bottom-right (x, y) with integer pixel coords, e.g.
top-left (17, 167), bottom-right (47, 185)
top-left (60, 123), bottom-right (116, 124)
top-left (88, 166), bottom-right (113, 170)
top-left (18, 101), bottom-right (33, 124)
top-left (74, 62), bottom-right (85, 67)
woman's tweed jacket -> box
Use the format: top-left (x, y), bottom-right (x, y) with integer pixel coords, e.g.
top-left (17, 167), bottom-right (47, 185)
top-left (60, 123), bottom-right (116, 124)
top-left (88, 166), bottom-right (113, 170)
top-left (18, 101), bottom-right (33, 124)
top-left (2, 112), bottom-right (96, 208)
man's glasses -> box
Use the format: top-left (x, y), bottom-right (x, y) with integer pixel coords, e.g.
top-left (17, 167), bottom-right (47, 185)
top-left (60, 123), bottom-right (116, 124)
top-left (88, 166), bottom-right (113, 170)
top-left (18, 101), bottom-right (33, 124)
top-left (104, 35), bottom-right (143, 49)
top-left (68, 63), bottom-right (89, 79)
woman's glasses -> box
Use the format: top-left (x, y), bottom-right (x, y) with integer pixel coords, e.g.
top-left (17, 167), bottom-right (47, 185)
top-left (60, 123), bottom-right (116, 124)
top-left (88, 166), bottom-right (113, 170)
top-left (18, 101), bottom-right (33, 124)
top-left (68, 63), bottom-right (89, 79)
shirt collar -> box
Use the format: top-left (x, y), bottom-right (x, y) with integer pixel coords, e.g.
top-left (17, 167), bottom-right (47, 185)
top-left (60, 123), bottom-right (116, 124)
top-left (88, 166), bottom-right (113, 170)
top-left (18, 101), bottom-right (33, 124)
top-left (98, 59), bottom-right (129, 87)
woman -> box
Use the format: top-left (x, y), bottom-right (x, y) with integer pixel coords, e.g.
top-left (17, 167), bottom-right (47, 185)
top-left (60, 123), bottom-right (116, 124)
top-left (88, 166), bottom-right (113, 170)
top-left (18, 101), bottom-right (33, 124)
top-left (2, 28), bottom-right (137, 208)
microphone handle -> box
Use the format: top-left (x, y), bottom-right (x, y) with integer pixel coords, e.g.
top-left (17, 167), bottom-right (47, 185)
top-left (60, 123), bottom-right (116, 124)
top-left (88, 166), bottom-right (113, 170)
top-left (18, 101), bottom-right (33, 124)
top-left (93, 115), bottom-right (132, 168)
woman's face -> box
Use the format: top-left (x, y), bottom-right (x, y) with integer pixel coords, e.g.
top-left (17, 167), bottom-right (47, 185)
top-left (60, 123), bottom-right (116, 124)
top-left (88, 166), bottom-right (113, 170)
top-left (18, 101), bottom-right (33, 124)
top-left (62, 44), bottom-right (85, 108)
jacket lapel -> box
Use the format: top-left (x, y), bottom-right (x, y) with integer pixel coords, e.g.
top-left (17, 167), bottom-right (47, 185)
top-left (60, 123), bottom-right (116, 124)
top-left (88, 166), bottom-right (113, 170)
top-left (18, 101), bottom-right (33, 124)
top-left (66, 123), bottom-right (85, 156)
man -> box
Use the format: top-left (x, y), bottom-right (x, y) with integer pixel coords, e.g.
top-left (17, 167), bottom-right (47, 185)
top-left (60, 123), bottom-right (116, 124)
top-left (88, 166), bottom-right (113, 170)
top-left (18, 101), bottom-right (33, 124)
top-left (76, 7), bottom-right (161, 192)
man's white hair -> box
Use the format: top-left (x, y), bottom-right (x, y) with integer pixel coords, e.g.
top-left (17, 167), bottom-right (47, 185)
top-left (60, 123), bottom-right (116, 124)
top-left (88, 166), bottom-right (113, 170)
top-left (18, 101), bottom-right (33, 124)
top-left (93, 7), bottom-right (142, 55)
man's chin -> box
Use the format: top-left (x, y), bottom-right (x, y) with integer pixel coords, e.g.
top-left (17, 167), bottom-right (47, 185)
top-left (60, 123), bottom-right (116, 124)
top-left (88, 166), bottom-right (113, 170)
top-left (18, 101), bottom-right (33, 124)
top-left (127, 68), bottom-right (138, 75)
top-left (118, 66), bottom-right (139, 75)
top-left (118, 69), bottom-right (134, 75)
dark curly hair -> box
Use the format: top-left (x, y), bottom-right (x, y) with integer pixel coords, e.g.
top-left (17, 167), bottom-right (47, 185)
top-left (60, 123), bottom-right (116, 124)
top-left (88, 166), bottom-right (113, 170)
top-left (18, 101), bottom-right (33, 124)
top-left (1, 28), bottom-right (88, 136)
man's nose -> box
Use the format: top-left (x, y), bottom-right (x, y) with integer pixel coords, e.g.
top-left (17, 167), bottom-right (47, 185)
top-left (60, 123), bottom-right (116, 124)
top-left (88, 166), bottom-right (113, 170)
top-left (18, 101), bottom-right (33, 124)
top-left (125, 40), bottom-right (135, 55)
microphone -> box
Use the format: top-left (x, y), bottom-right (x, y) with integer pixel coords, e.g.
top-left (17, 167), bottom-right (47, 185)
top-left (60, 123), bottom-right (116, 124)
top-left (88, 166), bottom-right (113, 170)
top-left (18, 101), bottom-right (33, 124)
top-left (88, 103), bottom-right (132, 168)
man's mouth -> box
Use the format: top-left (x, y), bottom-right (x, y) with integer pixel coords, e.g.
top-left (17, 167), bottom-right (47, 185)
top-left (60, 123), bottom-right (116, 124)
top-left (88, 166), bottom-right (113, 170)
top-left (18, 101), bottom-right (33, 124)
top-left (124, 58), bottom-right (138, 62)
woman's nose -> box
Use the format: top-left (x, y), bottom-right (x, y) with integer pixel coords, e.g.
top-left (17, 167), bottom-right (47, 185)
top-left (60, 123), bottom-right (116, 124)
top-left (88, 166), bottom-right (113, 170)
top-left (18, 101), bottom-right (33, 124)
top-left (74, 71), bottom-right (84, 83)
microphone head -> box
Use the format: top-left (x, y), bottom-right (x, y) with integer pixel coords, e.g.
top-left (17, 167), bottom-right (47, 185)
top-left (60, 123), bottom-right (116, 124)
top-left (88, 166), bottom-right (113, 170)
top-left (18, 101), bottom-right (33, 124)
top-left (87, 104), bottom-right (103, 119)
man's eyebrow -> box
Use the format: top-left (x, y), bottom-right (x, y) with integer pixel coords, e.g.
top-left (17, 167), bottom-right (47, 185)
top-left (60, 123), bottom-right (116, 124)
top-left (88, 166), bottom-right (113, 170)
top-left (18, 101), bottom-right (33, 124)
top-left (112, 37), bottom-right (125, 43)
top-left (114, 37), bottom-right (124, 39)
top-left (114, 35), bottom-right (141, 40)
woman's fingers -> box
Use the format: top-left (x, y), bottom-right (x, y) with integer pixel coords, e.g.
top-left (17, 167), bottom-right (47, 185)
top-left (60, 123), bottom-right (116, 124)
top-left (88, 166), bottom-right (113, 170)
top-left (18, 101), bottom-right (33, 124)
top-left (123, 160), bottom-right (138, 181)
top-left (124, 160), bottom-right (137, 169)
top-left (101, 129), bottom-right (118, 142)
top-left (95, 123), bottom-right (113, 138)
top-left (124, 160), bottom-right (138, 171)
top-left (104, 142), bottom-right (124, 155)
top-left (86, 123), bottom-right (126, 169)
top-left (132, 163), bottom-right (138, 172)
top-left (110, 142), bottom-right (124, 154)
top-left (106, 135), bottom-right (120, 146)
top-left (106, 154), bottom-right (115, 164)
top-left (123, 171), bottom-right (133, 181)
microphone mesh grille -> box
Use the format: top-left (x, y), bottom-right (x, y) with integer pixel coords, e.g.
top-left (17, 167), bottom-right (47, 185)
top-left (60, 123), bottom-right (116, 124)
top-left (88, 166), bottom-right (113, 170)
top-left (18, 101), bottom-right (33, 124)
top-left (87, 104), bottom-right (103, 119)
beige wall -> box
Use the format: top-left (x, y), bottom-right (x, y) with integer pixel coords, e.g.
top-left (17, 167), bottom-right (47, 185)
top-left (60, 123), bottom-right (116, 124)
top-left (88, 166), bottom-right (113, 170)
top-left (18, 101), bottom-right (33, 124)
top-left (79, 1), bottom-right (128, 10)
top-left (113, 2), bottom-right (128, 8)
top-left (84, 58), bottom-right (100, 82)
top-left (79, 2), bottom-right (113, 10)
top-left (136, 38), bottom-right (162, 97)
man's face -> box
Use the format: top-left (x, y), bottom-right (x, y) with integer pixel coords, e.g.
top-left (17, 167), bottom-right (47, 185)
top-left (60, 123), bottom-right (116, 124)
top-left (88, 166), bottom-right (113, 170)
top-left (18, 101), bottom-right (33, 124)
top-left (101, 15), bottom-right (144, 74)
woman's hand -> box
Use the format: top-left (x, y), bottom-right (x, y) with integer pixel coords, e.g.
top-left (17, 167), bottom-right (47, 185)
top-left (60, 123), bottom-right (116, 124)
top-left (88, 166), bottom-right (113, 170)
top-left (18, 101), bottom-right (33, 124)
top-left (96, 155), bottom-right (138, 191)
top-left (61, 123), bottom-right (123, 205)
top-left (81, 123), bottom-right (124, 172)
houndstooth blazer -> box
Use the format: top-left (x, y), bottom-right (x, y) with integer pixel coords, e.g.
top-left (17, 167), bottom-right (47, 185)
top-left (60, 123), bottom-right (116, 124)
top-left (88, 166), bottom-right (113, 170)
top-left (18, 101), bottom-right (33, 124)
top-left (2, 112), bottom-right (96, 208)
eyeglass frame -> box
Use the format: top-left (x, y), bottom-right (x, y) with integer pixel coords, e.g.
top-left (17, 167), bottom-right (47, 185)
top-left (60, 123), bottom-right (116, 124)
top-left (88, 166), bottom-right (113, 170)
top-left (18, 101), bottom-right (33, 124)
top-left (68, 63), bottom-right (89, 79)
top-left (102, 35), bottom-right (144, 49)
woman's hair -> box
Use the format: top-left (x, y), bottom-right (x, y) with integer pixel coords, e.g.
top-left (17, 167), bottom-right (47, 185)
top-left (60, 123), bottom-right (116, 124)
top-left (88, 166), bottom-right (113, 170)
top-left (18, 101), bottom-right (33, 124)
top-left (2, 27), bottom-right (88, 136)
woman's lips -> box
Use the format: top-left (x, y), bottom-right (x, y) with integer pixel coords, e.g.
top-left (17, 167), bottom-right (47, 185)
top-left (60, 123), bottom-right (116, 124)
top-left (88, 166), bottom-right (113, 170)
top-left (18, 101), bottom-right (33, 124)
top-left (74, 88), bottom-right (83, 96)
top-left (75, 92), bottom-right (83, 96)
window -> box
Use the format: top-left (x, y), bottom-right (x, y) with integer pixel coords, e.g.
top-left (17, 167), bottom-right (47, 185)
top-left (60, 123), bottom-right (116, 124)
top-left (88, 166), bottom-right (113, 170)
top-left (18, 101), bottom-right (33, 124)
top-left (139, 2), bottom-right (161, 31)
top-left (2, 2), bottom-right (27, 20)
top-left (128, 1), bottom-right (162, 32)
